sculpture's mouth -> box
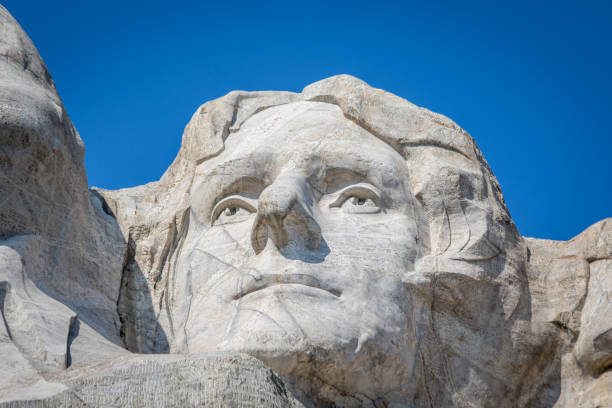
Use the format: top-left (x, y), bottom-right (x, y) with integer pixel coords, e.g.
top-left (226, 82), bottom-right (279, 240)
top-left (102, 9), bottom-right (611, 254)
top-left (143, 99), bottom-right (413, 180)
top-left (233, 273), bottom-right (341, 299)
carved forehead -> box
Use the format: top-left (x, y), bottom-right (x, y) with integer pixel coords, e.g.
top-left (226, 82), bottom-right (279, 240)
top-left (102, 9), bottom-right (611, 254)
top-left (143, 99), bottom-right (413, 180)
top-left (197, 101), bottom-right (405, 177)
top-left (225, 101), bottom-right (362, 157)
top-left (238, 100), bottom-right (345, 135)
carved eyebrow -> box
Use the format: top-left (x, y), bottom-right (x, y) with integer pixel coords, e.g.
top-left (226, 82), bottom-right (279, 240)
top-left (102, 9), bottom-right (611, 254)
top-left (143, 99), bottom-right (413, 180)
top-left (210, 195), bottom-right (258, 225)
top-left (328, 183), bottom-right (384, 208)
top-left (317, 167), bottom-right (368, 193)
top-left (316, 151), bottom-right (399, 192)
top-left (210, 175), bottom-right (266, 206)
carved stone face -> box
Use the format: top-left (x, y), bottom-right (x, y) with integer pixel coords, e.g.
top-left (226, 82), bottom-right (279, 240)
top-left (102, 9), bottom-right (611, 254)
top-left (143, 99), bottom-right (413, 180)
top-left (174, 101), bottom-right (424, 392)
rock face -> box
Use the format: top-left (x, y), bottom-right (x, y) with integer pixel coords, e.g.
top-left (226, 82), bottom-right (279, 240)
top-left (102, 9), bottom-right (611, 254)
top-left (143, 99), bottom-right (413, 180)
top-left (0, 4), bottom-right (127, 400)
top-left (0, 4), bottom-right (610, 407)
top-left (1, 353), bottom-right (305, 408)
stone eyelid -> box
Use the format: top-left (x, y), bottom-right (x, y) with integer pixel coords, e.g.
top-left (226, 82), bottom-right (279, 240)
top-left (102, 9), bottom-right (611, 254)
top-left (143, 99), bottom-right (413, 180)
top-left (210, 195), bottom-right (258, 225)
top-left (328, 183), bottom-right (384, 208)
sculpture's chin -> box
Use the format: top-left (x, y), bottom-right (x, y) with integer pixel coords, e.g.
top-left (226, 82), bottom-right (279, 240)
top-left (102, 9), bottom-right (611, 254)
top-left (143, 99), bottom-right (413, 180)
top-left (212, 300), bottom-right (365, 375)
top-left (209, 305), bottom-right (417, 406)
top-left (215, 318), bottom-right (358, 377)
top-left (176, 264), bottom-right (420, 406)
top-left (217, 327), bottom-right (418, 407)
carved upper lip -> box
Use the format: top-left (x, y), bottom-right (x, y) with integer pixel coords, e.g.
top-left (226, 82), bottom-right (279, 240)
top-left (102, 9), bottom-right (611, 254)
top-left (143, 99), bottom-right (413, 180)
top-left (233, 273), bottom-right (341, 300)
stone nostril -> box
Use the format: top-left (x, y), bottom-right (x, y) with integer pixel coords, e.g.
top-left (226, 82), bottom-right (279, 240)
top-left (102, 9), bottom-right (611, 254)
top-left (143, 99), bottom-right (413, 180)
top-left (250, 214), bottom-right (269, 254)
top-left (250, 200), bottom-right (293, 254)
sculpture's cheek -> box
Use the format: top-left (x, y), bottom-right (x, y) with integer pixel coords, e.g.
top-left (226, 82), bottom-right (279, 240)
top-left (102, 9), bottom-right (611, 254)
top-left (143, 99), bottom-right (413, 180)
top-left (192, 217), bottom-right (255, 262)
top-left (319, 212), bottom-right (420, 275)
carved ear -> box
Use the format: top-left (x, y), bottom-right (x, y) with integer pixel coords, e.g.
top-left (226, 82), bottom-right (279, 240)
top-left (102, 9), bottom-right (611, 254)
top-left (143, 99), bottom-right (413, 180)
top-left (407, 150), bottom-right (518, 285)
top-left (410, 154), bottom-right (502, 262)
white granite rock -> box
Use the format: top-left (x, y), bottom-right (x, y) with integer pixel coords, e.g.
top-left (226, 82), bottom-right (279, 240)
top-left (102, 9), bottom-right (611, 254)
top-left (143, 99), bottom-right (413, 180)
top-left (0, 3), bottom-right (610, 407)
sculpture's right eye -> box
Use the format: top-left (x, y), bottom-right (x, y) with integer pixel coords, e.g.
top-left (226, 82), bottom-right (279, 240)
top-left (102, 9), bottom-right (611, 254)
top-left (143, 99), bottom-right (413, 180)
top-left (211, 195), bottom-right (257, 226)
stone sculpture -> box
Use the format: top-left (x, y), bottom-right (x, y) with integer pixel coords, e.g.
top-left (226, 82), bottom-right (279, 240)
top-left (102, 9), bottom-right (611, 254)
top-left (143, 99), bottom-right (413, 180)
top-left (0, 4), bottom-right (609, 407)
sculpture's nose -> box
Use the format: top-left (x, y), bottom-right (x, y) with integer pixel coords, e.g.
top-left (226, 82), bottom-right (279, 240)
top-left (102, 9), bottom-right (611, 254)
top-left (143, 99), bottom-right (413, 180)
top-left (250, 173), bottom-right (322, 254)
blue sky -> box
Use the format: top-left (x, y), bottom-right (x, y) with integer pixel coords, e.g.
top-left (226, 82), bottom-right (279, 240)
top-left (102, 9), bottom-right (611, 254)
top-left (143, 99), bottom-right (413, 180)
top-left (4, 0), bottom-right (610, 240)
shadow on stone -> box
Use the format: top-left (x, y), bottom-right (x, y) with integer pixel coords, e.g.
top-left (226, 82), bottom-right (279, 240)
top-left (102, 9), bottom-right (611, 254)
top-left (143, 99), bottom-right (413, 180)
top-left (117, 235), bottom-right (169, 353)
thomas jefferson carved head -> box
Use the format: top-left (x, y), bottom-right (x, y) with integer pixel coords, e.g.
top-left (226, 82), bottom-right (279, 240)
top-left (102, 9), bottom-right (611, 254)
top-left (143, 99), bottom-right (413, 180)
top-left (174, 101), bottom-right (424, 401)
top-left (125, 76), bottom-right (528, 405)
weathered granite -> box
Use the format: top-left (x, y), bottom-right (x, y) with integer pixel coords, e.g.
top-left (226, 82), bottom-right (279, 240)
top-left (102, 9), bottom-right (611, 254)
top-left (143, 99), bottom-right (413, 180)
top-left (0, 4), bottom-right (127, 401)
top-left (0, 3), bottom-right (609, 407)
top-left (1, 353), bottom-right (305, 408)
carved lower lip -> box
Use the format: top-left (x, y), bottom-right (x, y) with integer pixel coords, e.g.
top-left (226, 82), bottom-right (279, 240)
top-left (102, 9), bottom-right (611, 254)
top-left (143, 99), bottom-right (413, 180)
top-left (233, 273), bottom-right (341, 300)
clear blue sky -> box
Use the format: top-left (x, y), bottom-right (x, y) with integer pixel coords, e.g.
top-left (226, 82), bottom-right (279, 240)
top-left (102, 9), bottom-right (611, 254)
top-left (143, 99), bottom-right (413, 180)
top-left (4, 0), bottom-right (610, 240)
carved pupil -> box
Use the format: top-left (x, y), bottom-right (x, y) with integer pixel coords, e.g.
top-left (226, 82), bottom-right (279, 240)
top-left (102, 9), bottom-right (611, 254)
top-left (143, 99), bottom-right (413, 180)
top-left (224, 207), bottom-right (237, 216)
top-left (353, 197), bottom-right (367, 206)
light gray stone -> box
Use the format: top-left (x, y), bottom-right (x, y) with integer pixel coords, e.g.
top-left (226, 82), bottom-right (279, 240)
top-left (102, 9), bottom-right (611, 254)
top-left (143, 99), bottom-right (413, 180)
top-left (0, 353), bottom-right (305, 408)
top-left (0, 4), bottom-right (127, 400)
top-left (0, 3), bottom-right (610, 407)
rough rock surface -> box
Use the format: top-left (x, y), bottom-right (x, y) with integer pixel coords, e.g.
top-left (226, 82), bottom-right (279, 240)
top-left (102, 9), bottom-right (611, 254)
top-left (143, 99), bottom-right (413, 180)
top-left (0, 4), bottom-right (127, 400)
top-left (1, 353), bottom-right (305, 408)
top-left (0, 3), bottom-right (610, 407)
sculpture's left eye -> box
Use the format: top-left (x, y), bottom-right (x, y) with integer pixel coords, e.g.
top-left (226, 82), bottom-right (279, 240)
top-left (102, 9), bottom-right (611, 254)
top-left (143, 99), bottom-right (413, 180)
top-left (328, 183), bottom-right (383, 214)
top-left (340, 196), bottom-right (380, 213)
top-left (211, 195), bottom-right (257, 226)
